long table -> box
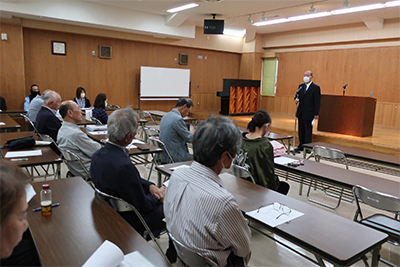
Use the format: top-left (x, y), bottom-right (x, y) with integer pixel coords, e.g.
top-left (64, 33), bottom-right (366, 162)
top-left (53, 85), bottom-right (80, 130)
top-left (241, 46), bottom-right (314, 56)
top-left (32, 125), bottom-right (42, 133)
top-left (145, 110), bottom-right (198, 125)
top-left (0, 114), bottom-right (21, 132)
top-left (0, 131), bottom-right (62, 179)
top-left (302, 142), bottom-right (400, 176)
top-left (156, 162), bottom-right (388, 267)
top-left (28, 178), bottom-right (170, 267)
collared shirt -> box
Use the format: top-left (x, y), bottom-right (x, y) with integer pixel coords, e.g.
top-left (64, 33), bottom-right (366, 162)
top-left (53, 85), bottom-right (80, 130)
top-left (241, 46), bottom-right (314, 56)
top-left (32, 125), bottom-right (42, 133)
top-left (305, 81), bottom-right (313, 92)
top-left (107, 140), bottom-right (130, 154)
top-left (57, 121), bottom-right (101, 178)
top-left (164, 161), bottom-right (251, 266)
top-left (27, 95), bottom-right (44, 123)
top-left (43, 105), bottom-right (57, 115)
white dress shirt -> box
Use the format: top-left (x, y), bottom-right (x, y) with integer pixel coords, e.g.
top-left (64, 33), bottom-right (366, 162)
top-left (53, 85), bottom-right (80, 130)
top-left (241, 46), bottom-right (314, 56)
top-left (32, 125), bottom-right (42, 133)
top-left (164, 161), bottom-right (251, 266)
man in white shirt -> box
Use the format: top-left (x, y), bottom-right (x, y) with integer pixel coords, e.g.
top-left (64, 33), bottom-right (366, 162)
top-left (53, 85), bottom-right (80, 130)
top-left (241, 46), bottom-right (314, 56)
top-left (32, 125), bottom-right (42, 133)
top-left (57, 101), bottom-right (101, 179)
top-left (164, 116), bottom-right (251, 266)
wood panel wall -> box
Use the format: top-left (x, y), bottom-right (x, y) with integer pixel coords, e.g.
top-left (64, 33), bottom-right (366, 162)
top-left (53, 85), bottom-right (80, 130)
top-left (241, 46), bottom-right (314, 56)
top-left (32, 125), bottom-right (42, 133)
top-left (0, 23), bottom-right (26, 109)
top-left (20, 27), bottom-right (241, 112)
top-left (274, 47), bottom-right (400, 104)
top-left (260, 96), bottom-right (400, 128)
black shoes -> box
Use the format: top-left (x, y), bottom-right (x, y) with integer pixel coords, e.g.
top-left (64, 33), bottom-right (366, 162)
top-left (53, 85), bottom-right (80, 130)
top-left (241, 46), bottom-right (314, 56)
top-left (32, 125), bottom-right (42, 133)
top-left (165, 246), bottom-right (177, 263)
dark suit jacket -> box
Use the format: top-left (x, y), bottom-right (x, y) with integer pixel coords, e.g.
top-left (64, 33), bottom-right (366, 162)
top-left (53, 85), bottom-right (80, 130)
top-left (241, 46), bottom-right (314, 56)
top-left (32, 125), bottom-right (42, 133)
top-left (295, 82), bottom-right (321, 120)
top-left (35, 106), bottom-right (62, 142)
top-left (73, 97), bottom-right (91, 108)
top-left (90, 142), bottom-right (163, 236)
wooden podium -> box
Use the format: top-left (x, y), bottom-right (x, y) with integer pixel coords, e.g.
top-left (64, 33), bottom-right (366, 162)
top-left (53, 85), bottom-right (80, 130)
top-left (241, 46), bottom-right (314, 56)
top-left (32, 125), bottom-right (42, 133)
top-left (216, 79), bottom-right (260, 115)
top-left (317, 95), bottom-right (377, 137)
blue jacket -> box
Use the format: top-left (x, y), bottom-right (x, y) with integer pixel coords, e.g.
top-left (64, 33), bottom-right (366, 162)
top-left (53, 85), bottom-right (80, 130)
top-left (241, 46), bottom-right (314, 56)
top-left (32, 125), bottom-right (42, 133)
top-left (159, 109), bottom-right (193, 163)
top-left (90, 142), bottom-right (163, 236)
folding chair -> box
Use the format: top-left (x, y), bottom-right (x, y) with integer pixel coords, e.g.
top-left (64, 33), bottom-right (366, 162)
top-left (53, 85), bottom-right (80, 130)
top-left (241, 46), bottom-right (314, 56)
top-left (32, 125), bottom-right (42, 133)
top-left (94, 187), bottom-right (169, 262)
top-left (146, 137), bottom-right (174, 181)
top-left (90, 116), bottom-right (102, 125)
top-left (353, 185), bottom-right (400, 267)
top-left (141, 111), bottom-right (157, 125)
top-left (60, 149), bottom-right (91, 182)
top-left (307, 145), bottom-right (351, 210)
top-left (230, 164), bottom-right (256, 184)
top-left (20, 113), bottom-right (39, 133)
top-left (169, 233), bottom-right (218, 267)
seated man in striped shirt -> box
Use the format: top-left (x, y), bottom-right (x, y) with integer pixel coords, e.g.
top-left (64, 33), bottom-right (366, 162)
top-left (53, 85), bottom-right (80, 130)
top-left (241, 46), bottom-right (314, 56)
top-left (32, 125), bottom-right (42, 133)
top-left (164, 116), bottom-right (251, 267)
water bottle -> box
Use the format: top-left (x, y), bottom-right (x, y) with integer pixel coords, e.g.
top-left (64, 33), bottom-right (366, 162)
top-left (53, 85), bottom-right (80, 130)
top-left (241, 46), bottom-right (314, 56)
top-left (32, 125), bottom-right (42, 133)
top-left (41, 184), bottom-right (52, 216)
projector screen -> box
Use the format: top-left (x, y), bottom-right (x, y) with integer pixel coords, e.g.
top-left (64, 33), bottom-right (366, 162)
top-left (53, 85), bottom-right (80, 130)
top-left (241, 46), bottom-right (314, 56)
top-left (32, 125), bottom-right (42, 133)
top-left (140, 66), bottom-right (190, 100)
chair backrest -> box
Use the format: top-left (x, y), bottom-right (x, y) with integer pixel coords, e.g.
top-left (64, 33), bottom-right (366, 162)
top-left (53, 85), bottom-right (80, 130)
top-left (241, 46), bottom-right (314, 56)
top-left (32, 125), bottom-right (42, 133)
top-left (353, 185), bottom-right (400, 221)
top-left (141, 111), bottom-right (157, 125)
top-left (148, 137), bottom-right (174, 163)
top-left (144, 127), bottom-right (159, 138)
top-left (230, 164), bottom-right (256, 184)
top-left (169, 233), bottom-right (218, 267)
top-left (90, 117), bottom-right (102, 125)
top-left (94, 187), bottom-right (136, 212)
top-left (313, 145), bottom-right (348, 169)
top-left (60, 149), bottom-right (91, 181)
top-left (20, 113), bottom-right (38, 133)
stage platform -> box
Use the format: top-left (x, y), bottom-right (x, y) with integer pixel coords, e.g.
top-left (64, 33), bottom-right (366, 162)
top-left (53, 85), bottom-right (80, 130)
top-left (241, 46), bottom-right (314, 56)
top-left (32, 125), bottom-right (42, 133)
top-left (191, 111), bottom-right (400, 157)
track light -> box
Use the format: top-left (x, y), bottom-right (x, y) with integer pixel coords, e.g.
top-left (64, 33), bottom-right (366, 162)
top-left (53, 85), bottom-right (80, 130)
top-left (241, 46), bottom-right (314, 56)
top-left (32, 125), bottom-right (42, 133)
top-left (309, 4), bottom-right (316, 13)
top-left (342, 0), bottom-right (350, 8)
top-left (247, 15), bottom-right (253, 23)
top-left (260, 12), bottom-right (267, 21)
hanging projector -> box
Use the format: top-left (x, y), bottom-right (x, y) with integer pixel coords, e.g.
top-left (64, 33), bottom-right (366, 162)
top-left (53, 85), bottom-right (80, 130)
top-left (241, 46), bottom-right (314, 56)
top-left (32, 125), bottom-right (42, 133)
top-left (204, 14), bottom-right (224, 34)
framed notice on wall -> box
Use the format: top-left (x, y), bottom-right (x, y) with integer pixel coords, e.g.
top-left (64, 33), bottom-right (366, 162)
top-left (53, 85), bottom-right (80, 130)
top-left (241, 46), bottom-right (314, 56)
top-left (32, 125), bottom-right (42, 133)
top-left (52, 41), bottom-right (66, 55)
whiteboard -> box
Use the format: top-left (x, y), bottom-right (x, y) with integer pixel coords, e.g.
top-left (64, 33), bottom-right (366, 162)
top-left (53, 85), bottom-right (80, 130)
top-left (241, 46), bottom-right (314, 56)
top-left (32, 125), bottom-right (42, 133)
top-left (140, 66), bottom-right (190, 99)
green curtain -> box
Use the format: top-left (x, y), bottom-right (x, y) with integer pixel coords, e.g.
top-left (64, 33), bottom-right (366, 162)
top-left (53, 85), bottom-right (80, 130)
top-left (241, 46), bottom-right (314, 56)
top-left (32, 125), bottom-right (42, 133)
top-left (262, 58), bottom-right (278, 96)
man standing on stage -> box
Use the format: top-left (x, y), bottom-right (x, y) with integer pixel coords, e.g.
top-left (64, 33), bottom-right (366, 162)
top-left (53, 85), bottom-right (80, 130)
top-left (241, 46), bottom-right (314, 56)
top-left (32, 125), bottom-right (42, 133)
top-left (294, 70), bottom-right (321, 153)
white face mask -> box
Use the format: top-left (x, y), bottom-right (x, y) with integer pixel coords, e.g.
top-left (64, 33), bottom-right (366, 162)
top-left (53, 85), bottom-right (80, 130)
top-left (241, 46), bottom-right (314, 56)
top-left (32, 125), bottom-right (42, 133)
top-left (303, 76), bottom-right (310, 83)
top-left (80, 93), bottom-right (85, 99)
top-left (220, 152), bottom-right (234, 174)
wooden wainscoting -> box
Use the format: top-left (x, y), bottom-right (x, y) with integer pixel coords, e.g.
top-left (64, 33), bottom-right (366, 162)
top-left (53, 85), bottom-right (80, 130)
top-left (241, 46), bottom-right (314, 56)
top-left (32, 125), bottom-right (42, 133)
top-left (260, 95), bottom-right (400, 129)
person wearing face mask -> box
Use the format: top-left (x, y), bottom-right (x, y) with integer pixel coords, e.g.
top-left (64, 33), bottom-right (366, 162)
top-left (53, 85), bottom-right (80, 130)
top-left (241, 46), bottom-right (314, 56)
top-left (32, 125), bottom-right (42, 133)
top-left (236, 110), bottom-right (290, 195)
top-left (73, 87), bottom-right (91, 109)
top-left (92, 93), bottom-right (108, 124)
top-left (293, 70), bottom-right (321, 153)
top-left (24, 84), bottom-right (40, 111)
top-left (164, 116), bottom-right (251, 267)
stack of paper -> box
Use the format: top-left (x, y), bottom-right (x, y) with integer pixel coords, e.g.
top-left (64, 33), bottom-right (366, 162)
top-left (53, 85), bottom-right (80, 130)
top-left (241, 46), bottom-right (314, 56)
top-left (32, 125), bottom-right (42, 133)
top-left (83, 240), bottom-right (156, 267)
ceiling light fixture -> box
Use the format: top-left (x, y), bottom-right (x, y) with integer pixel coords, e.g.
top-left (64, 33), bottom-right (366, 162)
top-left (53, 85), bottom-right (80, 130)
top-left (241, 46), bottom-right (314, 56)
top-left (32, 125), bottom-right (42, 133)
top-left (342, 0), bottom-right (350, 8)
top-left (309, 4), bottom-right (316, 13)
top-left (247, 15), bottom-right (253, 23)
top-left (166, 3), bottom-right (199, 13)
top-left (331, 3), bottom-right (385, 15)
top-left (289, 11), bottom-right (331, 21)
top-left (253, 18), bottom-right (289, 26)
top-left (260, 12), bottom-right (267, 21)
top-left (385, 0), bottom-right (400, 7)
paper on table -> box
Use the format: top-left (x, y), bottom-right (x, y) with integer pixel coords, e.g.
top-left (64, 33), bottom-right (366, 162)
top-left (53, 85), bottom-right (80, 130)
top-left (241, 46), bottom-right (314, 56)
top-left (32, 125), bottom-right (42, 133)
top-left (89, 131), bottom-right (108, 135)
top-left (246, 204), bottom-right (304, 227)
top-left (25, 184), bottom-right (36, 203)
top-left (131, 139), bottom-right (145, 145)
top-left (0, 122), bottom-right (5, 125)
top-left (83, 240), bottom-right (124, 267)
top-left (83, 240), bottom-right (156, 267)
top-left (163, 180), bottom-right (170, 187)
top-left (5, 150), bottom-right (42, 158)
top-left (274, 156), bottom-right (297, 165)
top-left (119, 251), bottom-right (156, 267)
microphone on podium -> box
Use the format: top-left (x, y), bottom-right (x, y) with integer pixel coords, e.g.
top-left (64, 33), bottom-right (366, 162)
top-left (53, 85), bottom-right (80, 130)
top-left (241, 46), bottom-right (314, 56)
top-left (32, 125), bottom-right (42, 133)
top-left (342, 84), bottom-right (348, 89)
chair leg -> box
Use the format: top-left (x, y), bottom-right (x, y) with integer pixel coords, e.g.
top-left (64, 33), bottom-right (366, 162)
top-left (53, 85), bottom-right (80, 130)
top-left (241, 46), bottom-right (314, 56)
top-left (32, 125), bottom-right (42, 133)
top-left (307, 179), bottom-right (343, 210)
